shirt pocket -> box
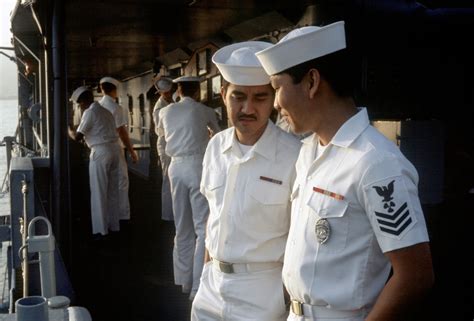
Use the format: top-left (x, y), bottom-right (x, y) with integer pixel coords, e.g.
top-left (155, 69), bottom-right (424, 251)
top-left (248, 178), bottom-right (290, 205)
top-left (306, 191), bottom-right (349, 253)
top-left (244, 178), bottom-right (291, 232)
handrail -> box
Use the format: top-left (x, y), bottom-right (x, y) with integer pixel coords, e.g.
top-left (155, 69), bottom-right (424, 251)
top-left (20, 176), bottom-right (29, 297)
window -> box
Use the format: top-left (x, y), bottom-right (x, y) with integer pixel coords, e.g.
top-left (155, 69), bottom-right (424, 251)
top-left (197, 49), bottom-right (210, 76)
top-left (200, 80), bottom-right (208, 102)
top-left (211, 75), bottom-right (221, 99)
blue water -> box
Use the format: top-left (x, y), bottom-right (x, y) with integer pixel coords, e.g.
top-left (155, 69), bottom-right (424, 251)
top-left (0, 99), bottom-right (18, 216)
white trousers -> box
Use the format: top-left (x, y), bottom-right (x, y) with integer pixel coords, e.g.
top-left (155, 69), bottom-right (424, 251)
top-left (159, 152), bottom-right (173, 221)
top-left (168, 155), bottom-right (209, 293)
top-left (191, 263), bottom-right (287, 321)
top-left (118, 149), bottom-right (130, 220)
top-left (89, 142), bottom-right (121, 235)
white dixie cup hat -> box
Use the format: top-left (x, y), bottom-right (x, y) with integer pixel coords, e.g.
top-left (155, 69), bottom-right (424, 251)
top-left (255, 21), bottom-right (346, 76)
top-left (212, 41), bottom-right (272, 86)
top-left (99, 76), bottom-right (120, 87)
top-left (70, 85), bottom-right (90, 103)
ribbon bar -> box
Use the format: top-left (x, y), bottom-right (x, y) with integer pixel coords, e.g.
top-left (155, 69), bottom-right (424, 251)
top-left (260, 176), bottom-right (283, 185)
top-left (313, 187), bottom-right (344, 200)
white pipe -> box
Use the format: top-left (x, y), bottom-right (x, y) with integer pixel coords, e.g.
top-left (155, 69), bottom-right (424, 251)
top-left (27, 216), bottom-right (56, 298)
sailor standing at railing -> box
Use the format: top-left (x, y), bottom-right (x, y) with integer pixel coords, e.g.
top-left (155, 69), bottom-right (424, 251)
top-left (156, 76), bottom-right (220, 299)
top-left (152, 76), bottom-right (175, 222)
top-left (99, 76), bottom-right (139, 230)
top-left (68, 86), bottom-right (121, 237)
top-left (191, 41), bottom-right (301, 320)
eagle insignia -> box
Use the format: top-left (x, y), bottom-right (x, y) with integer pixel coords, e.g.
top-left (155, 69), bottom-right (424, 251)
top-left (372, 180), bottom-right (395, 212)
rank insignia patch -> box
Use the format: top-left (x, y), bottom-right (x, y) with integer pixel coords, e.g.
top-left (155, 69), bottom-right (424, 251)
top-left (369, 178), bottom-right (415, 238)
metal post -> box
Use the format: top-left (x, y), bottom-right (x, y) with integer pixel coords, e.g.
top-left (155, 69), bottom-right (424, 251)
top-left (51, 0), bottom-right (72, 269)
top-left (20, 177), bottom-right (29, 297)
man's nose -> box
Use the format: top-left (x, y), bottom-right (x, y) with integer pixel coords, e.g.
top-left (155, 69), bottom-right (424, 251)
top-left (273, 96), bottom-right (281, 111)
top-left (241, 100), bottom-right (255, 114)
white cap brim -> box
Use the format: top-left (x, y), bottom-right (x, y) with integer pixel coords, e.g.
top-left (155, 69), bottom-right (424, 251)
top-left (99, 76), bottom-right (120, 87)
top-left (256, 21), bottom-right (346, 76)
top-left (212, 41), bottom-right (272, 86)
top-left (70, 86), bottom-right (90, 103)
top-left (173, 76), bottom-right (201, 83)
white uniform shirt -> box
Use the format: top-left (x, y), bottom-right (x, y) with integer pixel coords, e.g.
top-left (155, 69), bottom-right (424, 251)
top-left (201, 121), bottom-right (301, 263)
top-left (77, 102), bottom-right (119, 148)
top-left (153, 96), bottom-right (169, 136)
top-left (157, 96), bottom-right (220, 158)
top-left (283, 108), bottom-right (429, 310)
top-left (99, 94), bottom-right (127, 128)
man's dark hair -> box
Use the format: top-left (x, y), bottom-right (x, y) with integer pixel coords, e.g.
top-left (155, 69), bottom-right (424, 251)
top-left (179, 81), bottom-right (200, 98)
top-left (77, 90), bottom-right (94, 104)
top-left (221, 78), bottom-right (230, 92)
top-left (279, 49), bottom-right (356, 98)
top-left (100, 82), bottom-right (117, 94)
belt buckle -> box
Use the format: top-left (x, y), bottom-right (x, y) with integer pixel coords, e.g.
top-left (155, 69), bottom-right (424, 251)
top-left (218, 261), bottom-right (234, 273)
top-left (290, 300), bottom-right (303, 316)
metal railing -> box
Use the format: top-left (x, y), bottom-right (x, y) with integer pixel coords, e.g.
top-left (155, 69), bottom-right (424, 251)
top-left (19, 176), bottom-right (29, 297)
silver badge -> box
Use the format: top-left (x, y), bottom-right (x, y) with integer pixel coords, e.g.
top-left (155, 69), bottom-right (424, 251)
top-left (315, 218), bottom-right (330, 244)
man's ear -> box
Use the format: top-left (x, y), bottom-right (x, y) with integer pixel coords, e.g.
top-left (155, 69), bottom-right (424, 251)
top-left (220, 86), bottom-right (227, 106)
top-left (307, 69), bottom-right (320, 99)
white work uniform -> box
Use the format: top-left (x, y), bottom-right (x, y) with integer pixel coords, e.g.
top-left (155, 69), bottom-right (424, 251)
top-left (77, 102), bottom-right (121, 235)
top-left (99, 94), bottom-right (131, 221)
top-left (157, 96), bottom-right (220, 294)
top-left (153, 96), bottom-right (173, 221)
top-left (284, 108), bottom-right (429, 321)
top-left (191, 121), bottom-right (301, 321)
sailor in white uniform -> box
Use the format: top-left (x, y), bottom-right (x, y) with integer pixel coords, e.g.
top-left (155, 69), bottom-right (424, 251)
top-left (256, 22), bottom-right (434, 320)
top-left (99, 76), bottom-right (138, 225)
top-left (157, 76), bottom-right (220, 298)
top-left (68, 86), bottom-right (121, 236)
top-left (191, 42), bottom-right (301, 320)
top-left (152, 77), bottom-right (174, 221)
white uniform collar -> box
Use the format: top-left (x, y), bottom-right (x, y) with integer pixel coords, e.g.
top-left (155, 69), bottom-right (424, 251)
top-left (221, 120), bottom-right (277, 161)
top-left (331, 107), bottom-right (369, 148)
top-left (179, 96), bottom-right (196, 104)
top-left (302, 107), bottom-right (369, 148)
top-left (101, 94), bottom-right (116, 104)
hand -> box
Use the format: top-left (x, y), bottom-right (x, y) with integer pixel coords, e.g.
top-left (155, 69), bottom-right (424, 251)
top-left (130, 149), bottom-right (139, 163)
top-left (160, 156), bottom-right (170, 171)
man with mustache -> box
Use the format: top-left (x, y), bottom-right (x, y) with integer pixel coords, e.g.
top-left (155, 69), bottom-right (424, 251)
top-left (191, 41), bottom-right (301, 320)
top-left (256, 22), bottom-right (434, 321)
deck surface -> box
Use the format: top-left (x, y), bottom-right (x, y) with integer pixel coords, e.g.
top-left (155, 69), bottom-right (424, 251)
top-left (70, 168), bottom-right (192, 321)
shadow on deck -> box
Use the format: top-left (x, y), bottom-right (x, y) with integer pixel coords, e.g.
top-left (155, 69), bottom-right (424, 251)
top-left (69, 168), bottom-right (191, 321)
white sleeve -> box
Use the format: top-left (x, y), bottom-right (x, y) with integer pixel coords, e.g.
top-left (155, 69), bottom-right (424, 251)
top-left (77, 109), bottom-right (92, 135)
top-left (157, 109), bottom-right (166, 158)
top-left (359, 153), bottom-right (429, 253)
